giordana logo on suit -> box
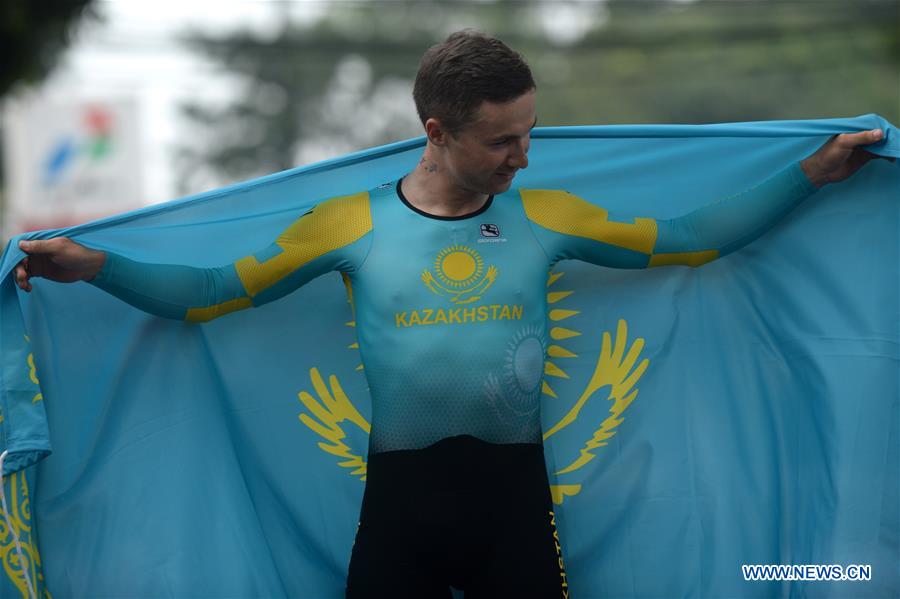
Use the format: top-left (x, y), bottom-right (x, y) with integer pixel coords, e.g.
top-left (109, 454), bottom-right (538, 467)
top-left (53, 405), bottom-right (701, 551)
top-left (481, 224), bottom-right (500, 237)
top-left (479, 223), bottom-right (507, 243)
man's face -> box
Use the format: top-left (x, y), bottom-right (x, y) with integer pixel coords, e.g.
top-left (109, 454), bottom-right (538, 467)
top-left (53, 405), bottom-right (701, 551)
top-left (440, 90), bottom-right (537, 195)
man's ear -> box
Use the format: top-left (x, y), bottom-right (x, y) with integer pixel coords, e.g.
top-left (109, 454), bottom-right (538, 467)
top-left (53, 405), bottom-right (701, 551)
top-left (425, 117), bottom-right (449, 146)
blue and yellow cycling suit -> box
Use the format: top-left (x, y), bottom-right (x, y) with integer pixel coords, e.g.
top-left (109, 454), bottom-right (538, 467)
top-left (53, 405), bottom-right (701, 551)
top-left (91, 162), bottom-right (818, 598)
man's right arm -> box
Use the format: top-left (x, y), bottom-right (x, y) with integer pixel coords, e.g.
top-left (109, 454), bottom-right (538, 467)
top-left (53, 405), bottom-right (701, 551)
top-left (89, 253), bottom-right (252, 322)
top-left (15, 191), bottom-right (374, 322)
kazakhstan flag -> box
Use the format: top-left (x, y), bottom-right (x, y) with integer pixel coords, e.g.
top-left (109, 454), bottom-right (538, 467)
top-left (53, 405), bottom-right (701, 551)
top-left (1, 115), bottom-right (897, 598)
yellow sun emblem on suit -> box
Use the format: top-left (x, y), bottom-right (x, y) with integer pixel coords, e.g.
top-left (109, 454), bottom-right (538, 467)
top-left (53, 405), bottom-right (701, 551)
top-left (422, 245), bottom-right (497, 304)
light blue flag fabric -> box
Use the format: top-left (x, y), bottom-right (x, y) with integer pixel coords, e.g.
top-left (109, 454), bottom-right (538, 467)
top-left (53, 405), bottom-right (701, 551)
top-left (0, 114), bottom-right (897, 598)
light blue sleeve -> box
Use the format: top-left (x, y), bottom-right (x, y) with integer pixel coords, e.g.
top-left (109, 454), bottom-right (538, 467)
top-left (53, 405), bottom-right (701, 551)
top-left (651, 161), bottom-right (820, 264)
top-left (523, 161), bottom-right (819, 268)
top-left (89, 191), bottom-right (374, 322)
top-left (89, 254), bottom-right (248, 321)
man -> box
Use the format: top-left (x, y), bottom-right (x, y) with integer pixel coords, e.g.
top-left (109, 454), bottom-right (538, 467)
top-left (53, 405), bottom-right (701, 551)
top-left (13, 31), bottom-right (891, 598)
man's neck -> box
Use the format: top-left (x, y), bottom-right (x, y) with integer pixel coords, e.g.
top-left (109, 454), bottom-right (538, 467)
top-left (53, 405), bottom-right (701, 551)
top-left (401, 149), bottom-right (490, 218)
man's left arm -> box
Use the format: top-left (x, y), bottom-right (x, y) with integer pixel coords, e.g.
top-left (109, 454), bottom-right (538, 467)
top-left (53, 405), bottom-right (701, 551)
top-left (651, 128), bottom-right (892, 267)
top-left (522, 129), bottom-right (892, 268)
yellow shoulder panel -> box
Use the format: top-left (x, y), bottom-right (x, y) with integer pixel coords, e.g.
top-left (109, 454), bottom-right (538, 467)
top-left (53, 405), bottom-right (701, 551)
top-left (235, 191), bottom-right (372, 297)
top-left (520, 189), bottom-right (657, 255)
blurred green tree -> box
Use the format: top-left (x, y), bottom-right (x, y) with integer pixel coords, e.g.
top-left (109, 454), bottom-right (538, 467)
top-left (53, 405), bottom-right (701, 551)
top-left (177, 0), bottom-right (899, 188)
top-left (0, 0), bottom-right (98, 230)
top-left (555, 0), bottom-right (899, 124)
top-left (176, 0), bottom-right (559, 190)
top-left (0, 0), bottom-right (99, 98)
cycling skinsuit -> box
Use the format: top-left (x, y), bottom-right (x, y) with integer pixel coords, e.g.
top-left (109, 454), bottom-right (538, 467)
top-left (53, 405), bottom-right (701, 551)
top-left (90, 162), bottom-right (818, 597)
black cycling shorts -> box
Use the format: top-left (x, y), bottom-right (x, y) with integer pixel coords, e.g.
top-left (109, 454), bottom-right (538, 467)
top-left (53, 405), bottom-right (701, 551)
top-left (345, 435), bottom-right (570, 598)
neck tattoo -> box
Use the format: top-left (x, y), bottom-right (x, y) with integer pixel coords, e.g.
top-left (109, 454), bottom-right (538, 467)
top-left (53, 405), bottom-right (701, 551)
top-left (420, 157), bottom-right (438, 173)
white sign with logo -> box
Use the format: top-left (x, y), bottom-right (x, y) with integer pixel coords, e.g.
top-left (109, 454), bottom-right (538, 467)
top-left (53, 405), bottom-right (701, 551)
top-left (2, 94), bottom-right (143, 235)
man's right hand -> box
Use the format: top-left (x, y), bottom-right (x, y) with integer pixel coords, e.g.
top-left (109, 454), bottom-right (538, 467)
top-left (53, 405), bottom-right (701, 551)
top-left (15, 238), bottom-right (106, 292)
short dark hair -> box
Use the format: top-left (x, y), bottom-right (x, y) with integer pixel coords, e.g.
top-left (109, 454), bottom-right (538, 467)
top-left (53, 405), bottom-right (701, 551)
top-left (413, 30), bottom-right (536, 134)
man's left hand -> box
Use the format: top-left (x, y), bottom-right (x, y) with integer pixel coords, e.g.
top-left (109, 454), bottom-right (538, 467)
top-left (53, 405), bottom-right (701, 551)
top-left (800, 128), bottom-right (896, 188)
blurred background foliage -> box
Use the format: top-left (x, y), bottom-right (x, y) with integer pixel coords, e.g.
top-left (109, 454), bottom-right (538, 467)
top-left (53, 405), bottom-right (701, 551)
top-left (176, 0), bottom-right (899, 189)
top-left (0, 0), bottom-right (99, 97)
top-left (0, 0), bottom-right (100, 195)
top-left (0, 0), bottom-right (896, 192)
